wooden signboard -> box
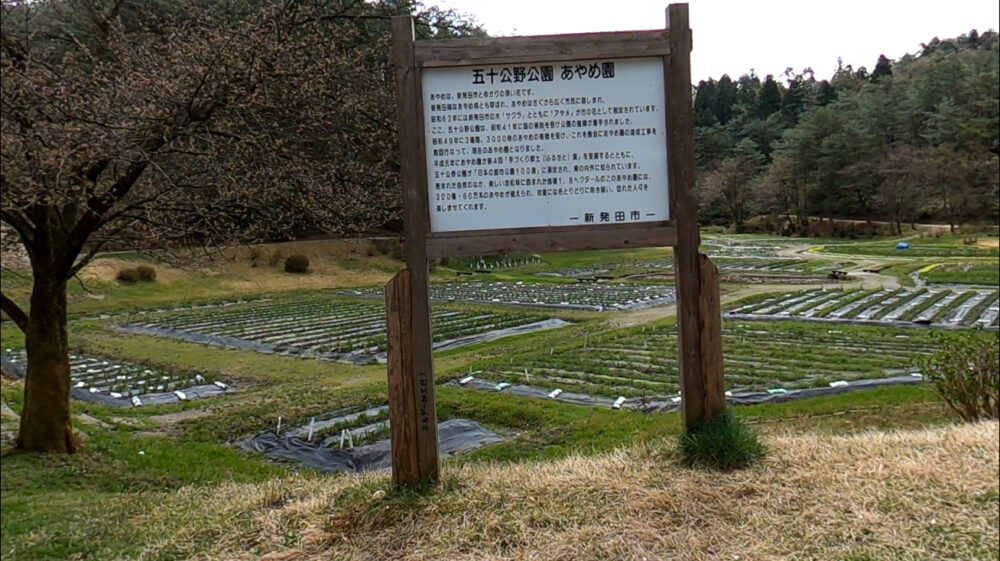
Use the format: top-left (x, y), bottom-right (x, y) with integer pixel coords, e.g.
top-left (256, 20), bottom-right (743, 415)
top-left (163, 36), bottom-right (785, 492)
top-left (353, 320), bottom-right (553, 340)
top-left (388, 3), bottom-right (724, 486)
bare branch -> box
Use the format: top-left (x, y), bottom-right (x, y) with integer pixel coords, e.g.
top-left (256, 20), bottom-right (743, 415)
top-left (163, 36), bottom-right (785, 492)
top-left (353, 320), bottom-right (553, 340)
top-left (0, 292), bottom-right (28, 332)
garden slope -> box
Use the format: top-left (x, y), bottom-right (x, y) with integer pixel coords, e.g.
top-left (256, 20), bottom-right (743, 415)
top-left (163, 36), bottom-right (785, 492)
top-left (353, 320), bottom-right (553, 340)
top-left (133, 422), bottom-right (997, 561)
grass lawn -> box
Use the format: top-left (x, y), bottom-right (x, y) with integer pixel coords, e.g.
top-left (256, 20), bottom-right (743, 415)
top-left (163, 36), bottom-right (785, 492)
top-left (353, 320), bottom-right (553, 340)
top-left (923, 262), bottom-right (1000, 286)
top-left (2, 236), bottom-right (997, 561)
top-left (1, 381), bottom-right (988, 560)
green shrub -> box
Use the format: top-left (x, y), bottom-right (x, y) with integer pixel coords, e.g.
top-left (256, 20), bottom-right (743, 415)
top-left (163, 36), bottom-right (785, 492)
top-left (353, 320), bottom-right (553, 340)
top-left (917, 330), bottom-right (999, 422)
top-left (284, 254), bottom-right (310, 274)
top-left (115, 268), bottom-right (139, 284)
top-left (135, 265), bottom-right (157, 282)
top-left (678, 411), bottom-right (766, 471)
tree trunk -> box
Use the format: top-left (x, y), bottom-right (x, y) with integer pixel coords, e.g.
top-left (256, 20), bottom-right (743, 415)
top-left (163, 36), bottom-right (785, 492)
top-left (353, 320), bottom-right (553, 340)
top-left (16, 276), bottom-right (80, 453)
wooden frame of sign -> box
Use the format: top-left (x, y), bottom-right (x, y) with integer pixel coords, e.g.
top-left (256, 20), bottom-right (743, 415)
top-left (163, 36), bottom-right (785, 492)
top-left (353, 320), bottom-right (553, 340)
top-left (387, 3), bottom-right (724, 486)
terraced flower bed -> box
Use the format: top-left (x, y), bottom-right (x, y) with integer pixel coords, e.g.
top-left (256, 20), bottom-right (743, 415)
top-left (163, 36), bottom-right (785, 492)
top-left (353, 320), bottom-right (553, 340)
top-left (535, 258), bottom-right (852, 281)
top-left (343, 281), bottom-right (676, 311)
top-left (118, 296), bottom-right (564, 362)
top-left (462, 320), bottom-right (938, 399)
top-left (0, 350), bottom-right (227, 406)
top-left (701, 236), bottom-right (817, 258)
top-left (727, 288), bottom-right (999, 328)
top-left (462, 255), bottom-right (544, 271)
top-left (714, 257), bottom-right (855, 275)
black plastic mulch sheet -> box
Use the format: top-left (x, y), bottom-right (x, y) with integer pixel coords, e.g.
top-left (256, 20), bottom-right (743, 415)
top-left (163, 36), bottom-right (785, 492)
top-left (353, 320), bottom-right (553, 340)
top-left (240, 418), bottom-right (502, 473)
top-left (1, 354), bottom-right (232, 407)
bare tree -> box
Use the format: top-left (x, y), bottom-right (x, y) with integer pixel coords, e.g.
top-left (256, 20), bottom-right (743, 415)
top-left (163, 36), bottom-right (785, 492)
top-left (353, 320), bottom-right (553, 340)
top-left (0, 0), bottom-right (477, 452)
top-left (699, 139), bottom-right (764, 227)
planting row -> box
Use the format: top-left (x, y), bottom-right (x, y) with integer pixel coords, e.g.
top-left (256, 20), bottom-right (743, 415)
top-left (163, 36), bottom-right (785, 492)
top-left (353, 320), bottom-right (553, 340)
top-left (118, 297), bottom-right (563, 361)
top-left (462, 255), bottom-right (544, 271)
top-left (714, 257), bottom-right (855, 274)
top-left (535, 258), bottom-right (853, 280)
top-left (701, 236), bottom-right (814, 258)
top-left (342, 281), bottom-right (676, 311)
top-left (1, 350), bottom-right (229, 406)
top-left (463, 320), bottom-right (940, 399)
top-left (727, 287), bottom-right (999, 328)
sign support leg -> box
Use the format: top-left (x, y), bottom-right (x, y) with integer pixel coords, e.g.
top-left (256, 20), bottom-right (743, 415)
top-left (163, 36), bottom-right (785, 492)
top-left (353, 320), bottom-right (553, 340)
top-left (666, 4), bottom-right (726, 430)
top-left (390, 16), bottom-right (439, 486)
top-left (385, 269), bottom-right (438, 485)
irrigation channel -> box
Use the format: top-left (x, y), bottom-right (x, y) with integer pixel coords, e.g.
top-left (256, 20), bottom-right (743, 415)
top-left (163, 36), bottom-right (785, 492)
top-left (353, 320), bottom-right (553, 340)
top-left (115, 297), bottom-right (572, 363)
top-left (727, 287), bottom-right (999, 329)
top-left (0, 350), bottom-right (231, 407)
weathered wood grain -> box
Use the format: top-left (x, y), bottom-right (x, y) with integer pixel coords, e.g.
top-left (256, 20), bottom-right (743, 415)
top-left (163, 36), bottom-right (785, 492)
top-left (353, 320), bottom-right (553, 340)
top-left (391, 16), bottom-right (439, 485)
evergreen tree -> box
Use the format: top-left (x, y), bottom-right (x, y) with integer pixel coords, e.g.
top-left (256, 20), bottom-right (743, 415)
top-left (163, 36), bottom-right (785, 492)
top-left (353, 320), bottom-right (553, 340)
top-left (713, 75), bottom-right (738, 124)
top-left (816, 80), bottom-right (837, 106)
top-left (737, 72), bottom-right (761, 109)
top-left (781, 78), bottom-right (806, 120)
top-left (758, 75), bottom-right (782, 119)
top-left (693, 79), bottom-right (718, 127)
top-left (871, 54), bottom-right (893, 81)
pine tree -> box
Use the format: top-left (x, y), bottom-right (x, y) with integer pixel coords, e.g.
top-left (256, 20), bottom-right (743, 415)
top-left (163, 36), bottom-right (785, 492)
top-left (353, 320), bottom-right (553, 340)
top-left (693, 79), bottom-right (718, 127)
top-left (871, 54), bottom-right (893, 81)
top-left (713, 75), bottom-right (738, 124)
top-left (816, 80), bottom-right (837, 106)
top-left (757, 75), bottom-right (782, 119)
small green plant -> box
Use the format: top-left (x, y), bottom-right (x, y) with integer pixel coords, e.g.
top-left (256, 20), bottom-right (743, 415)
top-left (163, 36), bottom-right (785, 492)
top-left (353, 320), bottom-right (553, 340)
top-left (135, 265), bottom-right (157, 282)
top-left (115, 267), bottom-right (140, 284)
top-left (917, 330), bottom-right (999, 422)
top-left (284, 254), bottom-right (310, 273)
top-left (678, 411), bottom-right (766, 471)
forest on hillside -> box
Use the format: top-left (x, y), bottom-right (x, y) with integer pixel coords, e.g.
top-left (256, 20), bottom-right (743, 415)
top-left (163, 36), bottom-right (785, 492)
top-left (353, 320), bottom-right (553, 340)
top-left (694, 31), bottom-right (1000, 234)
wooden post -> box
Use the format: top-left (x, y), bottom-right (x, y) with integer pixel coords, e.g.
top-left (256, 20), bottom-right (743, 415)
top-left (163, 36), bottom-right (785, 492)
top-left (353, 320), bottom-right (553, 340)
top-left (385, 270), bottom-right (419, 484)
top-left (665, 4), bottom-right (726, 429)
top-left (698, 253), bottom-right (726, 413)
top-left (389, 16), bottom-right (439, 485)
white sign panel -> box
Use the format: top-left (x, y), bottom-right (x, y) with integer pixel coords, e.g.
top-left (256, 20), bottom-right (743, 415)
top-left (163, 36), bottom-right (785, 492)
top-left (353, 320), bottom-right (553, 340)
top-left (422, 57), bottom-right (669, 233)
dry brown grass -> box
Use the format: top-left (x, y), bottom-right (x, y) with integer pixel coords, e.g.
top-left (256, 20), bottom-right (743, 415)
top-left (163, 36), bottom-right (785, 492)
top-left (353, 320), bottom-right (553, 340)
top-left (73, 239), bottom-right (400, 295)
top-left (79, 258), bottom-right (188, 284)
top-left (127, 422), bottom-right (998, 561)
top-left (216, 239), bottom-right (400, 291)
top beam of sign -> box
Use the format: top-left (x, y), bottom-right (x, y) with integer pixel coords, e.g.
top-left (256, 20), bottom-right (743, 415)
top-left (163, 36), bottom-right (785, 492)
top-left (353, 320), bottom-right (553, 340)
top-left (413, 30), bottom-right (670, 68)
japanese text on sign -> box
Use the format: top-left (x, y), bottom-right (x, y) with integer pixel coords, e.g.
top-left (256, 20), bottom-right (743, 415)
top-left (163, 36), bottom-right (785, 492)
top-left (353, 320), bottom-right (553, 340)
top-left (422, 57), bottom-right (669, 232)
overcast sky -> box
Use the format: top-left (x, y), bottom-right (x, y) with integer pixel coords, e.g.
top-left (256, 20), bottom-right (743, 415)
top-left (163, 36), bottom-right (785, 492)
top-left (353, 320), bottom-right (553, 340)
top-left (430, 0), bottom-right (1000, 83)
